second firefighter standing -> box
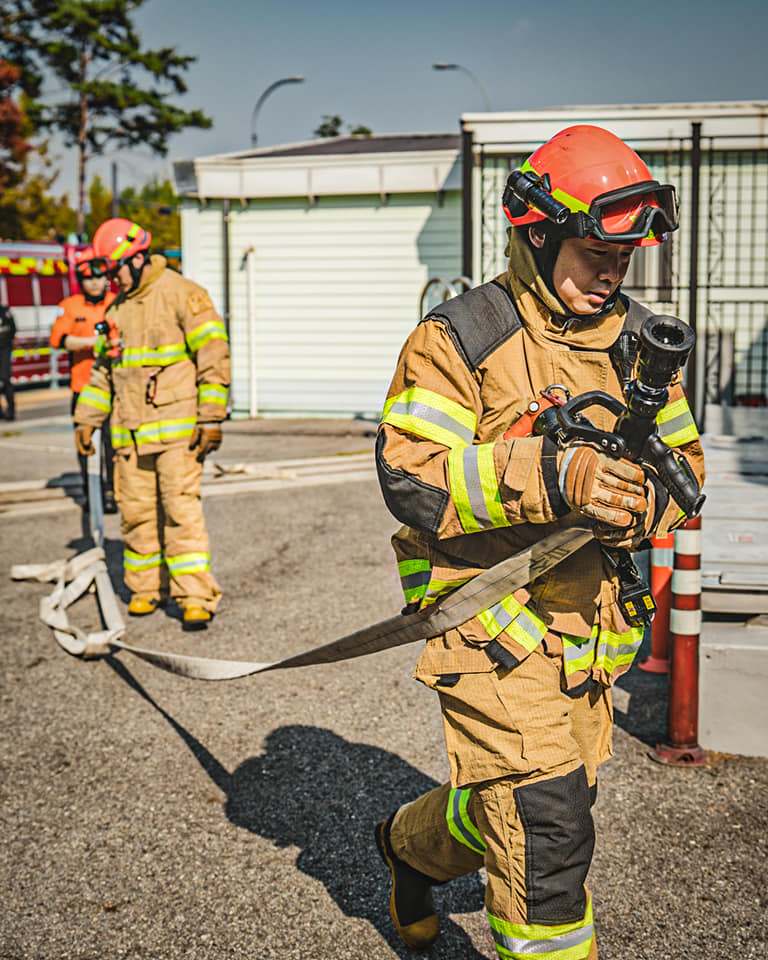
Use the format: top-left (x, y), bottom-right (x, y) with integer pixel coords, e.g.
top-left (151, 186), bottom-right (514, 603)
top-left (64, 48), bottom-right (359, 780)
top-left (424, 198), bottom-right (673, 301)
top-left (73, 218), bottom-right (230, 629)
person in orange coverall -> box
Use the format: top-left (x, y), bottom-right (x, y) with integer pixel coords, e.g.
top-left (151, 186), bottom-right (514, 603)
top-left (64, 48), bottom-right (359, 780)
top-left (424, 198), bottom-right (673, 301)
top-left (50, 248), bottom-right (117, 513)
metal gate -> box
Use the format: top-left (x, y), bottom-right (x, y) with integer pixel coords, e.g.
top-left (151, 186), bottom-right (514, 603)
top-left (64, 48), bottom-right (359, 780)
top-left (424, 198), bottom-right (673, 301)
top-left (469, 125), bottom-right (768, 425)
top-left (701, 136), bottom-right (768, 412)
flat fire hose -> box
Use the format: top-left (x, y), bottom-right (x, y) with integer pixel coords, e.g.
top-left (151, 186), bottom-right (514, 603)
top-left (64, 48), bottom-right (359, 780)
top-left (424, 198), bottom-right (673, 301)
top-left (88, 427), bottom-right (105, 549)
top-left (11, 524), bottom-right (593, 681)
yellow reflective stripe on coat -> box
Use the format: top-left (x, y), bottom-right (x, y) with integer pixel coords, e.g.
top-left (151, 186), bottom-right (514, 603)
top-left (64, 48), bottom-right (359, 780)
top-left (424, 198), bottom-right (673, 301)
top-left (111, 417), bottom-right (197, 448)
top-left (562, 624), bottom-right (599, 676)
top-left (489, 895), bottom-right (594, 959)
top-left (382, 386), bottom-right (477, 450)
top-left (477, 594), bottom-right (546, 654)
top-left (78, 384), bottom-right (112, 413)
top-left (656, 396), bottom-right (699, 447)
top-left (198, 383), bottom-right (228, 406)
top-left (123, 548), bottom-right (162, 572)
top-left (120, 343), bottom-right (189, 367)
top-left (446, 788), bottom-right (486, 855)
top-left (422, 575), bottom-right (471, 607)
top-left (448, 442), bottom-right (510, 533)
top-left (397, 558), bottom-right (431, 604)
top-left (166, 552), bottom-right (211, 575)
top-left (594, 626), bottom-right (644, 674)
top-left (186, 319), bottom-right (228, 353)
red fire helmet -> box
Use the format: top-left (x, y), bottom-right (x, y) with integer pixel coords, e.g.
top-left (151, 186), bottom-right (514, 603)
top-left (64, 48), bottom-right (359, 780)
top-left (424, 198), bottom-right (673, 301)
top-left (503, 125), bottom-right (679, 247)
top-left (92, 218), bottom-right (152, 265)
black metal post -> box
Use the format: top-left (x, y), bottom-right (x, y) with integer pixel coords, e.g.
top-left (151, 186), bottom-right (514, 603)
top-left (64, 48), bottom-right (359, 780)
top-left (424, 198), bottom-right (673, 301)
top-left (461, 125), bottom-right (474, 280)
top-left (687, 122), bottom-right (702, 423)
top-left (222, 198), bottom-right (231, 338)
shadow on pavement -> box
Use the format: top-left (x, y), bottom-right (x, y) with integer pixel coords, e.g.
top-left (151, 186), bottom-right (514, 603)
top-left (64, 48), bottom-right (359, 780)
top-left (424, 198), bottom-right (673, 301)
top-left (105, 657), bottom-right (488, 959)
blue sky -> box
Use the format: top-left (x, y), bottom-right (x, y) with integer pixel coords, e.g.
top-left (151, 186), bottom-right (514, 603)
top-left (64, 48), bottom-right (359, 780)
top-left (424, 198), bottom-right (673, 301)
top-left (47, 0), bottom-right (768, 197)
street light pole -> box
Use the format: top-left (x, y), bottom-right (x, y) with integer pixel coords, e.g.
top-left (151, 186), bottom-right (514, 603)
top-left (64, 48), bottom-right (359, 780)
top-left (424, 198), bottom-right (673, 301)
top-left (250, 75), bottom-right (305, 148)
top-left (432, 62), bottom-right (491, 111)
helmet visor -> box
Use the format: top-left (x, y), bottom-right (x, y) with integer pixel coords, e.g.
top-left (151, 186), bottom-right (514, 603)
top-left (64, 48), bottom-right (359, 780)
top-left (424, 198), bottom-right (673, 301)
top-left (588, 182), bottom-right (678, 242)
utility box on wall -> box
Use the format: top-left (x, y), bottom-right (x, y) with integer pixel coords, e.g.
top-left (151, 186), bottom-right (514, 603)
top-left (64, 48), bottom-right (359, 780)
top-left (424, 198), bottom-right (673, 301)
top-left (174, 135), bottom-right (462, 418)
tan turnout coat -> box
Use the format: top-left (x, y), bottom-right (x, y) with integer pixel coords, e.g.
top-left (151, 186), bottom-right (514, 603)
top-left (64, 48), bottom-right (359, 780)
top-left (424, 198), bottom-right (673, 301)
top-left (377, 231), bottom-right (705, 693)
top-left (73, 256), bottom-right (230, 452)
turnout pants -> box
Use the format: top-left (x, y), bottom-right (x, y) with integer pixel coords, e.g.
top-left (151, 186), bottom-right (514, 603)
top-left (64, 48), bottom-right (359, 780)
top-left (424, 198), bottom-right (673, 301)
top-left (114, 442), bottom-right (222, 611)
top-left (390, 643), bottom-right (612, 959)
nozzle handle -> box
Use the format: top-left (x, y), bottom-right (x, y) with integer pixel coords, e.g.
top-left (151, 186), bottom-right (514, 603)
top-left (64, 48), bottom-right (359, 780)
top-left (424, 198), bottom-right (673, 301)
top-left (644, 434), bottom-right (705, 518)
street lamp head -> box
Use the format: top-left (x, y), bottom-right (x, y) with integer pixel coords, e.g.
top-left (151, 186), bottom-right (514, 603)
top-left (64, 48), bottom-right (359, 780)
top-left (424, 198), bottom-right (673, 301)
top-left (431, 62), bottom-right (491, 111)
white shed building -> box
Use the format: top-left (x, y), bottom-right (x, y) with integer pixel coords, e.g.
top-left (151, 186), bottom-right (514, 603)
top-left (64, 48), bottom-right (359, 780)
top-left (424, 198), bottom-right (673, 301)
top-left (173, 134), bottom-right (462, 418)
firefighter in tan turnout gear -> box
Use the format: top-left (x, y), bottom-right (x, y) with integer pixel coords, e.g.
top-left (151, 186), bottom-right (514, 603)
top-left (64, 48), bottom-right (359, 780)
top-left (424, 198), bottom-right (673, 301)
top-left (73, 218), bottom-right (230, 629)
top-left (373, 126), bottom-right (705, 958)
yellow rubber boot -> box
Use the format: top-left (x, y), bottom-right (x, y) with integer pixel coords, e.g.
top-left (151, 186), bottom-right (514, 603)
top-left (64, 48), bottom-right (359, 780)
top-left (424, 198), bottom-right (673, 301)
top-left (182, 603), bottom-right (212, 630)
top-left (128, 595), bottom-right (161, 616)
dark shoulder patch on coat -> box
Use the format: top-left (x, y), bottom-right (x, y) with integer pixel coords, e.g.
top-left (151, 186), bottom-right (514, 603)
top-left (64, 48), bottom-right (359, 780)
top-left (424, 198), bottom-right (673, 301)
top-left (427, 280), bottom-right (522, 372)
top-left (619, 292), bottom-right (653, 335)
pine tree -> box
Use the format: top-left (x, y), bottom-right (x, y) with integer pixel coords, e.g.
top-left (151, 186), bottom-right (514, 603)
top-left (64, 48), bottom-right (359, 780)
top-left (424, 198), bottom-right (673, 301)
top-left (0, 56), bottom-right (75, 241)
top-left (0, 58), bottom-right (32, 193)
top-left (1, 0), bottom-right (211, 233)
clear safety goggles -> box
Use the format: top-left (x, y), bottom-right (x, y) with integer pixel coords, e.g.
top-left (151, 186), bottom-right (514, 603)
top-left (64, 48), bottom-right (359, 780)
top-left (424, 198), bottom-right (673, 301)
top-left (583, 181), bottom-right (679, 242)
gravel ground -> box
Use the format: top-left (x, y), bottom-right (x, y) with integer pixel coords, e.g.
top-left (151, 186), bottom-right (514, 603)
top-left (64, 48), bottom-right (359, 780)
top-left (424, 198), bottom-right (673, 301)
top-left (1, 394), bottom-right (766, 960)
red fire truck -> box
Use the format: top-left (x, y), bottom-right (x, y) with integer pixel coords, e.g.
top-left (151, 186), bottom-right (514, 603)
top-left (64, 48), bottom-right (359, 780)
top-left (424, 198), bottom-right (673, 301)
top-left (0, 241), bottom-right (84, 386)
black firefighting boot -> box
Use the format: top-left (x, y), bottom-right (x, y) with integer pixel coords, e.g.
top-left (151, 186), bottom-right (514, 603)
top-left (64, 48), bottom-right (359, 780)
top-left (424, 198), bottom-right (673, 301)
top-left (375, 815), bottom-right (440, 949)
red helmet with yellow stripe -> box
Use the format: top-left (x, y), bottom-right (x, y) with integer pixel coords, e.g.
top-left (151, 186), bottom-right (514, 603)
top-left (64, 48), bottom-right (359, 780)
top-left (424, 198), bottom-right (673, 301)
top-left (92, 218), bottom-right (152, 266)
top-left (502, 125), bottom-right (678, 247)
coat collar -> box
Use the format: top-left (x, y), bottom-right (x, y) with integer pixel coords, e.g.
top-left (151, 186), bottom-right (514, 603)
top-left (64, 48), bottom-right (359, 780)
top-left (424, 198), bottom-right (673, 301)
top-left (124, 254), bottom-right (167, 301)
top-left (502, 228), bottom-right (626, 351)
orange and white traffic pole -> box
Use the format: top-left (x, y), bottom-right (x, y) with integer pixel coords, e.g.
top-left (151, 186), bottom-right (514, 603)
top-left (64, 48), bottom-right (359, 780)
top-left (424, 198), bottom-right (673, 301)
top-left (652, 516), bottom-right (708, 765)
top-left (639, 532), bottom-right (675, 673)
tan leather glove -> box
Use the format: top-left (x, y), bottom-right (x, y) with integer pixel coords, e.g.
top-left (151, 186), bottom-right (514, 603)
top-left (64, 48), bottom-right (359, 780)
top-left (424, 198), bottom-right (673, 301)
top-left (189, 423), bottom-right (222, 463)
top-left (74, 424), bottom-right (95, 456)
top-left (593, 479), bottom-right (656, 548)
top-left (559, 444), bottom-right (648, 527)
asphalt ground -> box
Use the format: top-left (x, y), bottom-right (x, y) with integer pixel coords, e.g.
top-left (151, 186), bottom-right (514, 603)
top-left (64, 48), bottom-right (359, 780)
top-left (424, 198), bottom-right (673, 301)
top-left (1, 391), bottom-right (767, 960)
